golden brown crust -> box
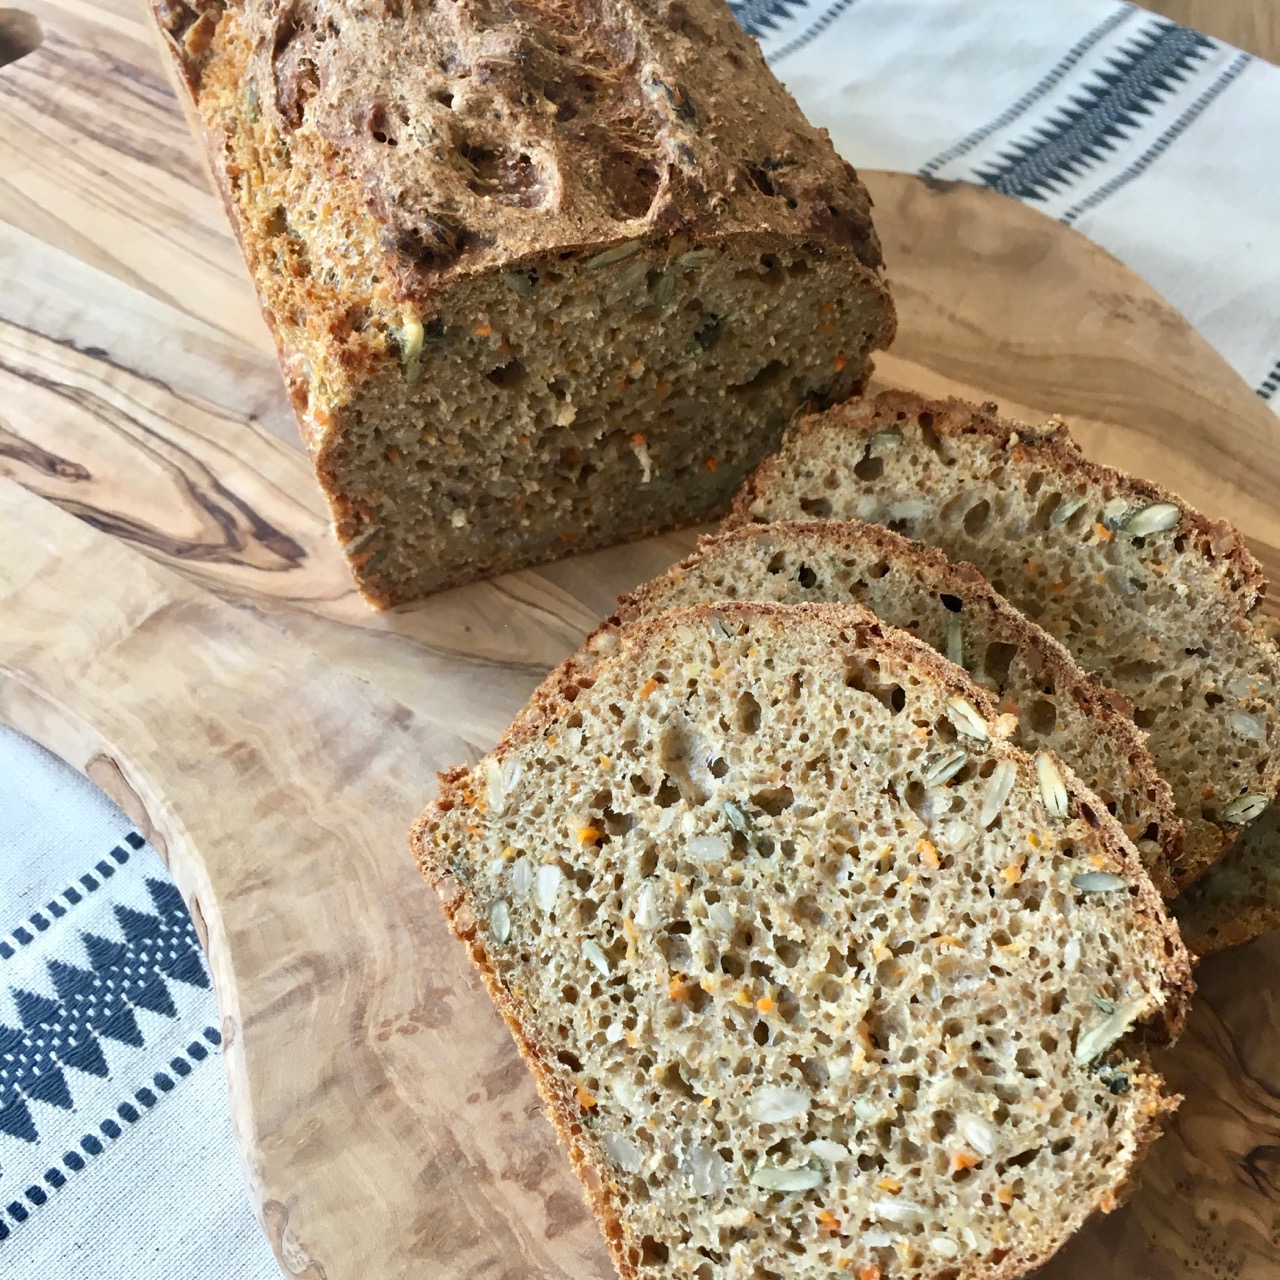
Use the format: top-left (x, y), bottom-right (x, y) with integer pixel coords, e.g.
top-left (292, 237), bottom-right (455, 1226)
top-left (726, 389), bottom-right (1280, 890)
top-left (412, 601), bottom-right (1194, 1280)
top-left (520, 518), bottom-right (1183, 894)
top-left (729, 392), bottom-right (1268, 610)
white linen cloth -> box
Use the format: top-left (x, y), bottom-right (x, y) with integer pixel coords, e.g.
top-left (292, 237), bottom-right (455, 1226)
top-left (3, 1), bottom-right (1276, 1273)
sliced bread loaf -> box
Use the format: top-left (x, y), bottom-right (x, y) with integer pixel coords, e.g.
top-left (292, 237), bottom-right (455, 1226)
top-left (551, 519), bottom-right (1179, 894)
top-left (729, 390), bottom-right (1280, 889)
top-left (152, 0), bottom-right (895, 605)
top-left (1175, 804), bottom-right (1280, 955)
top-left (412, 600), bottom-right (1191, 1280)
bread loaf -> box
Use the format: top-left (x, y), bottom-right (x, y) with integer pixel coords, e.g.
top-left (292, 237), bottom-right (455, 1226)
top-left (412, 600), bottom-right (1191, 1280)
top-left (149, 0), bottom-right (895, 605)
top-left (550, 519), bottom-right (1179, 894)
top-left (729, 390), bottom-right (1280, 890)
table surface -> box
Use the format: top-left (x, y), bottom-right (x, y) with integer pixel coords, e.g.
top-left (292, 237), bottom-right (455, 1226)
top-left (1142, 0), bottom-right (1279, 63)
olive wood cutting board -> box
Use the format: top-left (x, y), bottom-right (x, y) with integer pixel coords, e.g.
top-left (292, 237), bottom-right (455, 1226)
top-left (1, 1), bottom-right (1279, 1277)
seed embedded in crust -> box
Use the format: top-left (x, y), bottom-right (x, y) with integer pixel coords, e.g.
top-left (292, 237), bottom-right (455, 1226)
top-left (1036, 752), bottom-right (1069, 819)
top-left (1221, 793), bottom-right (1269, 824)
top-left (947, 697), bottom-right (989, 740)
top-left (1119, 502), bottom-right (1181, 538)
top-left (585, 240), bottom-right (642, 268)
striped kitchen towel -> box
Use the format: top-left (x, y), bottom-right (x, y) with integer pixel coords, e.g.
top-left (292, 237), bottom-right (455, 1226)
top-left (733, 0), bottom-right (1280, 407)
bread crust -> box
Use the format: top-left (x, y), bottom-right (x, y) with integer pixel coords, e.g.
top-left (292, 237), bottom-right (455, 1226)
top-left (146, 0), bottom-right (896, 605)
top-left (726, 390), bottom-right (1280, 888)
top-left (412, 600), bottom-right (1194, 1280)
top-left (530, 518), bottom-right (1182, 894)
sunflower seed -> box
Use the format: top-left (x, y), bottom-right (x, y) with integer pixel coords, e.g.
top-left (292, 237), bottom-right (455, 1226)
top-left (510, 855), bottom-right (534, 896)
top-left (535, 863), bottom-right (562, 911)
top-left (948, 697), bottom-right (989, 740)
top-left (707, 902), bottom-right (735, 932)
top-left (723, 800), bottom-right (754, 834)
top-left (1222, 794), bottom-right (1269, 824)
top-left (585, 241), bottom-right (642, 268)
top-left (750, 1163), bottom-right (824, 1193)
top-left (583, 939), bottom-right (610, 977)
top-left (1091, 996), bottom-right (1116, 1014)
top-left (604, 1132), bottom-right (643, 1173)
top-left (1074, 996), bottom-right (1149, 1064)
top-left (868, 429), bottom-right (903, 451)
top-left (488, 899), bottom-right (511, 943)
top-left (690, 834), bottom-right (730, 862)
top-left (980, 760), bottom-right (1017, 829)
top-left (945, 615), bottom-right (965, 669)
top-left (634, 882), bottom-right (660, 930)
top-left (871, 1199), bottom-right (925, 1224)
top-left (931, 1238), bottom-right (960, 1259)
top-left (1120, 502), bottom-right (1181, 538)
top-left (1036, 752), bottom-right (1069, 819)
top-left (958, 1115), bottom-right (996, 1156)
top-left (750, 1085), bottom-right (810, 1123)
top-left (807, 1138), bottom-right (849, 1163)
top-left (1228, 711), bottom-right (1267, 741)
top-left (687, 1146), bottom-right (728, 1195)
top-left (1072, 871), bottom-right (1130, 893)
top-left (1050, 495), bottom-right (1087, 527)
top-left (923, 748), bottom-right (969, 788)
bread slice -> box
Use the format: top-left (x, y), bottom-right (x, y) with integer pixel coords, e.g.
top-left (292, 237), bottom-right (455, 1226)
top-left (149, 0), bottom-right (895, 606)
top-left (729, 390), bottom-right (1280, 890)
top-left (1175, 804), bottom-right (1280, 955)
top-left (546, 519), bottom-right (1179, 895)
top-left (412, 600), bottom-right (1191, 1280)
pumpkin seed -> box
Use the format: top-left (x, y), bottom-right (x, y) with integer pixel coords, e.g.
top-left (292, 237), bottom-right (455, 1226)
top-left (585, 240), bottom-right (642, 268)
top-left (652, 269), bottom-right (676, 307)
top-left (678, 248), bottom-right (717, 267)
top-left (1222, 794), bottom-right (1268, 824)
top-left (342, 525), bottom-right (382, 556)
top-left (1120, 502), bottom-right (1181, 537)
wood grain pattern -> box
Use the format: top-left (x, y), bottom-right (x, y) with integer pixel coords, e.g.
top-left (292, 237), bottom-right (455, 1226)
top-left (1140, 0), bottom-right (1280, 63)
top-left (2, 0), bottom-right (1280, 1277)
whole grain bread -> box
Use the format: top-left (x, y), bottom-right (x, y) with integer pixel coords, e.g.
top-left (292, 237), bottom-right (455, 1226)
top-left (149, 0), bottom-right (895, 606)
top-left (729, 390), bottom-right (1280, 890)
top-left (545, 520), bottom-right (1180, 894)
top-left (412, 600), bottom-right (1192, 1280)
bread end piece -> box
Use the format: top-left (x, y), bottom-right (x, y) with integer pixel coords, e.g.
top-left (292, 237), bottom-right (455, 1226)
top-left (413, 600), bottom-right (1192, 1280)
